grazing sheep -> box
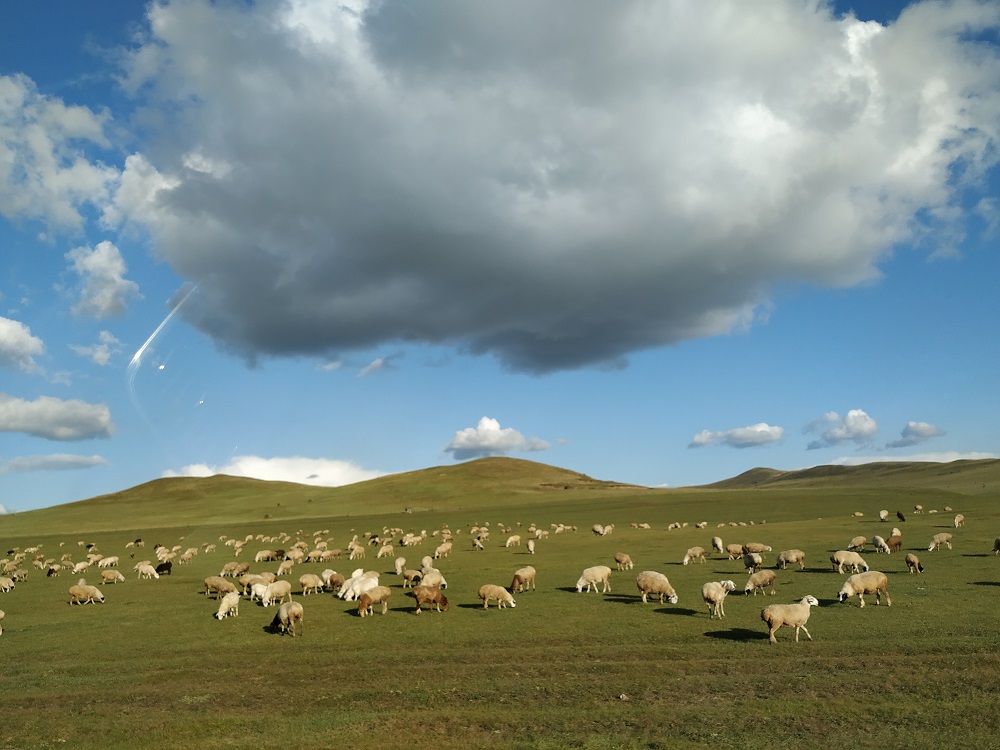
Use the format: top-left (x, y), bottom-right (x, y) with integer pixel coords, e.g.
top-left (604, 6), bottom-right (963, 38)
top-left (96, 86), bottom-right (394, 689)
top-left (635, 571), bottom-right (678, 604)
top-left (394, 556), bottom-right (407, 575)
top-left (761, 595), bottom-right (819, 644)
top-left (838, 571), bottom-right (891, 607)
top-left (154, 561), bottom-right (172, 576)
top-left (576, 565), bottom-right (612, 593)
top-left (0, 577), bottom-right (15, 593)
top-left (682, 546), bottom-right (706, 565)
top-left (136, 563), bottom-right (160, 580)
top-left (420, 568), bottom-right (448, 590)
top-left (97, 556), bottom-right (119, 568)
top-left (272, 601), bottom-right (304, 636)
top-left (742, 542), bottom-right (772, 555)
top-left (897, 511), bottom-right (907, 522)
top-left (69, 580), bottom-right (105, 605)
top-left (511, 566), bottom-right (537, 593)
top-left (214, 591), bottom-right (240, 619)
top-left (744, 569), bottom-right (777, 596)
top-left (321, 569), bottom-right (344, 593)
top-left (100, 570), bottom-right (126, 585)
top-left (402, 569), bottom-right (423, 588)
top-left (847, 536), bottom-right (867, 552)
top-left (701, 580), bottom-right (737, 619)
top-left (711, 537), bottom-right (724, 554)
top-left (358, 585), bottom-right (391, 617)
top-left (879, 510), bottom-right (889, 522)
top-left (885, 535), bottom-right (903, 553)
top-left (993, 538), bottom-right (1000, 556)
top-left (726, 544), bottom-right (744, 560)
top-left (928, 532), bottom-right (953, 551)
top-left (775, 549), bottom-right (806, 571)
top-left (591, 524), bottom-right (606, 536)
top-left (298, 573), bottom-right (325, 596)
top-left (742, 552), bottom-right (763, 573)
top-left (505, 535), bottom-right (521, 548)
top-left (339, 570), bottom-right (381, 601)
top-left (614, 552), bottom-right (634, 571)
top-left (954, 513), bottom-right (965, 528)
top-left (433, 542), bottom-right (453, 559)
top-left (905, 553), bottom-right (924, 574)
top-left (830, 550), bottom-right (869, 575)
top-left (527, 539), bottom-right (536, 555)
top-left (262, 580), bottom-right (294, 607)
top-left (872, 536), bottom-right (890, 555)
top-left (412, 584), bottom-right (449, 614)
top-left (478, 584), bottom-right (516, 609)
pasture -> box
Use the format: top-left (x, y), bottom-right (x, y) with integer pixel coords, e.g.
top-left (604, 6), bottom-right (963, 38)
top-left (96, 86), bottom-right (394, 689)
top-left (1, 458), bottom-right (999, 749)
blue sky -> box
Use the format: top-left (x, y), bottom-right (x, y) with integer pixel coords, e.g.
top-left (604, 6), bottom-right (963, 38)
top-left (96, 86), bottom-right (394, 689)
top-left (1, 0), bottom-right (998, 512)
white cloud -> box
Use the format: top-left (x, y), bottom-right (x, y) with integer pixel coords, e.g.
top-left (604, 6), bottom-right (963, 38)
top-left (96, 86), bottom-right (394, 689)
top-left (444, 416), bottom-right (550, 460)
top-left (358, 357), bottom-right (388, 377)
top-left (162, 455), bottom-right (382, 487)
top-left (0, 74), bottom-right (119, 231)
top-left (69, 330), bottom-right (122, 366)
top-left (0, 316), bottom-right (45, 372)
top-left (0, 454), bottom-right (108, 474)
top-left (886, 420), bottom-right (945, 448)
top-left (0, 393), bottom-right (113, 441)
top-left (317, 360), bottom-right (343, 372)
top-left (832, 451), bottom-right (998, 466)
top-left (103, 1), bottom-right (1000, 373)
top-left (689, 422), bottom-right (784, 449)
top-left (65, 241), bottom-right (142, 319)
top-left (0, 504), bottom-right (8, 515)
top-left (806, 409), bottom-right (878, 450)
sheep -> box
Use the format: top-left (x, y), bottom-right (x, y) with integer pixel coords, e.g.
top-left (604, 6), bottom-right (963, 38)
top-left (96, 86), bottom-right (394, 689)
top-left (726, 543), bottom-right (745, 560)
top-left (847, 536), bottom-right (867, 552)
top-left (358, 585), bottom-right (391, 617)
top-left (262, 580), bottom-right (294, 607)
top-left (100, 570), bottom-right (126, 585)
top-left (928, 532), bottom-right (953, 551)
top-left (993, 538), bottom-right (1000, 556)
top-left (271, 601), bottom-right (304, 636)
top-left (97, 556), bottom-right (119, 568)
top-left (742, 552), bottom-right (763, 573)
top-left (838, 571), bottom-right (891, 607)
top-left (298, 573), bottom-right (325, 596)
top-left (905, 553), bottom-right (924, 574)
top-left (68, 580), bottom-right (105, 605)
top-left (136, 563), bottom-right (160, 580)
top-left (591, 524), bottom-right (606, 536)
top-left (433, 542), bottom-right (452, 559)
top-left (321, 569), bottom-right (344, 593)
top-left (276, 560), bottom-right (295, 577)
top-left (635, 571), bottom-right (678, 604)
top-left (72, 561), bottom-right (91, 575)
top-left (340, 570), bottom-right (381, 601)
top-left (761, 595), bottom-right (819, 643)
top-left (478, 584), bottom-right (516, 609)
top-left (711, 536), bottom-right (724, 554)
top-left (527, 539), bottom-right (536, 555)
top-left (420, 569), bottom-right (448, 590)
top-left (682, 546), bottom-right (706, 565)
top-left (701, 580), bottom-right (737, 619)
top-left (614, 552), bottom-right (634, 571)
top-left (154, 561), bottom-right (172, 576)
top-left (744, 569), bottom-right (777, 596)
top-left (885, 535), bottom-right (903, 553)
top-left (954, 513), bottom-right (965, 528)
top-left (214, 591), bottom-right (240, 619)
top-left (0, 577), bottom-right (15, 593)
top-left (402, 569), bottom-right (423, 588)
top-left (742, 542), bottom-right (771, 555)
top-left (872, 536), bottom-right (890, 555)
top-left (576, 565), bottom-right (612, 593)
top-left (898, 510), bottom-right (907, 522)
top-left (511, 566), bottom-right (536, 593)
top-left (505, 535), bottom-right (521, 548)
top-left (775, 549), bottom-right (806, 571)
top-left (879, 509), bottom-right (889, 522)
top-left (830, 550), bottom-right (869, 575)
top-left (412, 584), bottom-right (449, 614)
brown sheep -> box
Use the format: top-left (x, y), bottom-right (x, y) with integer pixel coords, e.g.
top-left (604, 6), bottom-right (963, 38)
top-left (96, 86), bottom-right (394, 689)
top-left (357, 585), bottom-right (391, 617)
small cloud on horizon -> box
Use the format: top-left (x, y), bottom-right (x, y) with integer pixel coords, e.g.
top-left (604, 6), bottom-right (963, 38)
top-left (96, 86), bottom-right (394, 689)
top-left (886, 420), bottom-right (945, 448)
top-left (689, 422), bottom-right (784, 449)
top-left (805, 409), bottom-right (878, 450)
top-left (162, 455), bottom-right (384, 487)
top-left (445, 416), bottom-right (550, 461)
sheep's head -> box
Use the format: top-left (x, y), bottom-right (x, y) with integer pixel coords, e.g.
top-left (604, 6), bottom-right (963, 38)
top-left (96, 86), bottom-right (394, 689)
top-left (837, 586), bottom-right (850, 603)
top-left (801, 595), bottom-right (819, 607)
top-left (721, 580), bottom-right (737, 592)
top-left (667, 594), bottom-right (679, 604)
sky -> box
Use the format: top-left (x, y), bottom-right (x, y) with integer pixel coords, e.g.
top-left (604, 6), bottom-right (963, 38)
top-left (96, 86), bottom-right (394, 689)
top-left (1, 0), bottom-right (999, 513)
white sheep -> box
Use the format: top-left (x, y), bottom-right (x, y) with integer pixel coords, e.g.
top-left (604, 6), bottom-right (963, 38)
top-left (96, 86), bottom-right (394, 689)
top-left (744, 569), bottom-right (777, 596)
top-left (0, 577), bottom-right (15, 593)
top-left (357, 585), bottom-right (391, 616)
top-left (761, 595), bottom-right (819, 643)
top-left (830, 550), bottom-right (869, 575)
top-left (298, 573), bottom-right (325, 595)
top-left (97, 556), bottom-right (119, 568)
top-left (136, 563), bottom-right (160, 580)
top-left (511, 566), bottom-right (536, 593)
top-left (420, 568), bottom-right (448, 590)
top-left (838, 571), bottom-right (891, 607)
top-left (505, 535), bottom-right (521, 548)
top-left (711, 537), bottom-right (724, 554)
top-left (614, 552), bottom-right (634, 571)
top-left (847, 536), bottom-right (867, 552)
top-left (701, 580), bottom-right (737, 618)
top-left (742, 542), bottom-right (771, 555)
top-left (261, 579), bottom-right (293, 607)
top-left (68, 580), bottom-right (105, 605)
top-left (954, 513), bottom-right (965, 528)
top-left (394, 557), bottom-right (407, 575)
top-left (214, 591), bottom-right (240, 619)
top-left (905, 553), bottom-right (924, 574)
top-left (100, 570), bottom-right (126, 585)
top-left (272, 601), bottom-right (304, 636)
top-left (478, 584), bottom-right (516, 609)
top-left (775, 549), bottom-right (806, 571)
top-left (879, 509), bottom-right (889, 522)
top-left (433, 542), bottom-right (452, 559)
top-left (928, 532), bottom-right (953, 551)
top-left (576, 565), bottom-right (612, 593)
top-left (527, 539), bottom-right (536, 555)
top-left (872, 536), bottom-right (890, 555)
top-left (682, 546), bottom-right (706, 565)
top-left (635, 571), bottom-right (678, 604)
top-left (726, 544), bottom-right (744, 560)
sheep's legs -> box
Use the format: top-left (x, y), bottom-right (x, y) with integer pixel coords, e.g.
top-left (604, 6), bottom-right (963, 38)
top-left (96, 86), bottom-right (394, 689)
top-left (795, 625), bottom-right (812, 642)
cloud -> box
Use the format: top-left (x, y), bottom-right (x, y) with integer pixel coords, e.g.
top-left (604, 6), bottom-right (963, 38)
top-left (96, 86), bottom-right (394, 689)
top-left (444, 416), bottom-right (550, 460)
top-left (886, 420), bottom-right (945, 448)
top-left (831, 451), bottom-right (997, 466)
top-left (806, 409), bottom-right (878, 450)
top-left (0, 504), bottom-right (8, 515)
top-left (0, 316), bottom-right (45, 372)
top-left (69, 330), bottom-right (122, 366)
top-left (0, 454), bottom-right (108, 474)
top-left (162, 455), bottom-right (383, 487)
top-left (99, 1), bottom-right (1000, 372)
top-left (689, 422), bottom-right (784, 449)
top-left (358, 356), bottom-right (388, 377)
top-left (65, 241), bottom-right (142, 319)
top-left (0, 393), bottom-right (114, 441)
top-left (0, 74), bottom-right (119, 232)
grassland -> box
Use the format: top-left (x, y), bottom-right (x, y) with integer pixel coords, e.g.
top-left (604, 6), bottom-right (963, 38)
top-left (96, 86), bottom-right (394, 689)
top-left (1, 457), bottom-right (999, 749)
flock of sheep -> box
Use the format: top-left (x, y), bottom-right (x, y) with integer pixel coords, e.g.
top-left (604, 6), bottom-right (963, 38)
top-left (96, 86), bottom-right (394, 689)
top-left (0, 506), bottom-right (987, 644)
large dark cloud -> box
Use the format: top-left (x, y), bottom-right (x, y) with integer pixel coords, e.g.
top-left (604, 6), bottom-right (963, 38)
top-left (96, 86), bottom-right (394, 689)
top-left (109, 0), bottom-right (1000, 372)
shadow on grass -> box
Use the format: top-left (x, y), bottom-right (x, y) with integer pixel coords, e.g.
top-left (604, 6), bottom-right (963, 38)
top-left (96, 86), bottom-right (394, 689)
top-left (963, 553), bottom-right (994, 558)
top-left (704, 627), bottom-right (768, 642)
top-left (970, 581), bottom-right (1000, 587)
top-left (656, 607), bottom-right (700, 617)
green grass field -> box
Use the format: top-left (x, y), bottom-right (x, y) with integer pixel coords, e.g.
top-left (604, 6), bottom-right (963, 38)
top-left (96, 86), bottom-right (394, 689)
top-left (1, 458), bottom-right (998, 749)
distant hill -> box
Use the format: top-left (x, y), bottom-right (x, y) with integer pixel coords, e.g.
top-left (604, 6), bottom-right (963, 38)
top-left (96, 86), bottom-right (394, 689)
top-left (703, 459), bottom-right (1000, 495)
